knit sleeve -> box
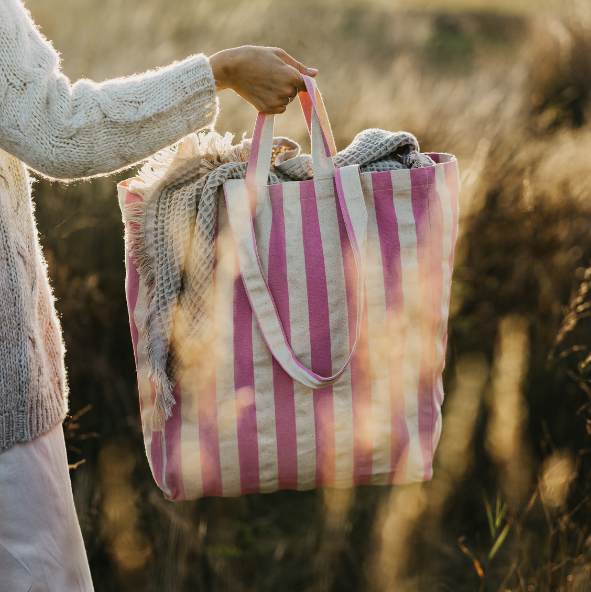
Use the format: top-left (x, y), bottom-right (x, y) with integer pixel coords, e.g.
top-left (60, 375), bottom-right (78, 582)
top-left (0, 0), bottom-right (219, 180)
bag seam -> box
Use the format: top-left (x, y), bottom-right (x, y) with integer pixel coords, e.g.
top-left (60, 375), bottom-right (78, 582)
top-left (425, 173), bottom-right (436, 470)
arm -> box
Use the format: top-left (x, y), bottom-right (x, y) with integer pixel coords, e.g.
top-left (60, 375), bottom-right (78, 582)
top-left (0, 2), bottom-right (318, 180)
top-left (0, 0), bottom-right (216, 180)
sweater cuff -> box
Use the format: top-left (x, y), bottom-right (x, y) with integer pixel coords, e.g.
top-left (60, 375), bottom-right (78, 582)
top-left (169, 53), bottom-right (218, 131)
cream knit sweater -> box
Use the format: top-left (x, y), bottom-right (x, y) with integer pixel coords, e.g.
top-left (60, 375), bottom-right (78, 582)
top-left (0, 0), bottom-right (218, 452)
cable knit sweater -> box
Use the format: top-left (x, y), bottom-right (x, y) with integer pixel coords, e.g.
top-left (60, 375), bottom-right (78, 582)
top-left (0, 0), bottom-right (218, 452)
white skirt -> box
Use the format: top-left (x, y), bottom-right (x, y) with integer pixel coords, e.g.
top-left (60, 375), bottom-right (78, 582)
top-left (0, 423), bottom-right (94, 592)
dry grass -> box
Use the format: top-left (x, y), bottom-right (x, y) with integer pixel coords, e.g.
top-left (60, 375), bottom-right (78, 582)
top-left (21, 0), bottom-right (591, 590)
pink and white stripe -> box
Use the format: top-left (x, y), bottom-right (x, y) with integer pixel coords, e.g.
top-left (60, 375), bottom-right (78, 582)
top-left (118, 76), bottom-right (460, 500)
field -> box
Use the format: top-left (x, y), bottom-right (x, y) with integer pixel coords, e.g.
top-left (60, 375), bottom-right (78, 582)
top-left (23, 0), bottom-right (591, 590)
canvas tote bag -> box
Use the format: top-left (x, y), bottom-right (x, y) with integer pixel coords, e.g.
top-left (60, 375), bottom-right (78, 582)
top-left (119, 77), bottom-right (460, 501)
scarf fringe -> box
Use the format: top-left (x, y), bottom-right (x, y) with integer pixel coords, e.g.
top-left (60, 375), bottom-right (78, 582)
top-left (129, 131), bottom-right (251, 200)
top-left (124, 130), bottom-right (251, 430)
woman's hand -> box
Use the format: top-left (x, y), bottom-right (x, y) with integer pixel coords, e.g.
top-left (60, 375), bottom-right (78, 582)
top-left (209, 46), bottom-right (318, 114)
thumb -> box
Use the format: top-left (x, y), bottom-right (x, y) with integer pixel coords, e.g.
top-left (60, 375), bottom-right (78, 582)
top-left (276, 49), bottom-right (318, 77)
top-left (297, 62), bottom-right (318, 77)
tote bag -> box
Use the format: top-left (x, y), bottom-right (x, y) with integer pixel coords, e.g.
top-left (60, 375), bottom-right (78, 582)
top-left (119, 77), bottom-right (460, 501)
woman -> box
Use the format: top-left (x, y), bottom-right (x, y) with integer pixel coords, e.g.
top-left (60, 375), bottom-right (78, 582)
top-left (0, 0), bottom-right (317, 590)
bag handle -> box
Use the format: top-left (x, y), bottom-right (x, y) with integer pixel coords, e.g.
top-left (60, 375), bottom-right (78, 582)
top-left (246, 76), bottom-right (337, 185)
top-left (298, 75), bottom-right (337, 159)
top-left (225, 78), bottom-right (368, 389)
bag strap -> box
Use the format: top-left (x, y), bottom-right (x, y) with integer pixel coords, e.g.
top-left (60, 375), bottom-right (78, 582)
top-left (224, 165), bottom-right (367, 389)
top-left (298, 76), bottom-right (337, 159)
top-left (230, 76), bottom-right (368, 388)
top-left (246, 75), bottom-right (336, 185)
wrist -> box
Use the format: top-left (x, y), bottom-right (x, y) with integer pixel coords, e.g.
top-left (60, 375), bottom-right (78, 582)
top-left (209, 49), bottom-right (239, 92)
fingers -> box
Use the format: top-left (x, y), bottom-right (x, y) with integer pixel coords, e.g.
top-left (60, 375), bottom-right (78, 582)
top-left (246, 92), bottom-right (290, 115)
top-left (258, 103), bottom-right (287, 115)
top-left (268, 105), bottom-right (287, 115)
top-left (266, 97), bottom-right (290, 114)
top-left (284, 65), bottom-right (307, 93)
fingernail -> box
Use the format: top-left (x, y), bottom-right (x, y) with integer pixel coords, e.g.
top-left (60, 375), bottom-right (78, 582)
top-left (307, 68), bottom-right (318, 74)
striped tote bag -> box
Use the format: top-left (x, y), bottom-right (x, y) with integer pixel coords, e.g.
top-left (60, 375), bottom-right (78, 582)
top-left (119, 76), bottom-right (460, 500)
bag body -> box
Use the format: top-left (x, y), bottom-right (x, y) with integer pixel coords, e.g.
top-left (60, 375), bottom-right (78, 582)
top-left (119, 78), bottom-right (460, 500)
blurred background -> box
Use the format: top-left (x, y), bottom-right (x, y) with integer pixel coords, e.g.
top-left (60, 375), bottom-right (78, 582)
top-left (24, 0), bottom-right (591, 590)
